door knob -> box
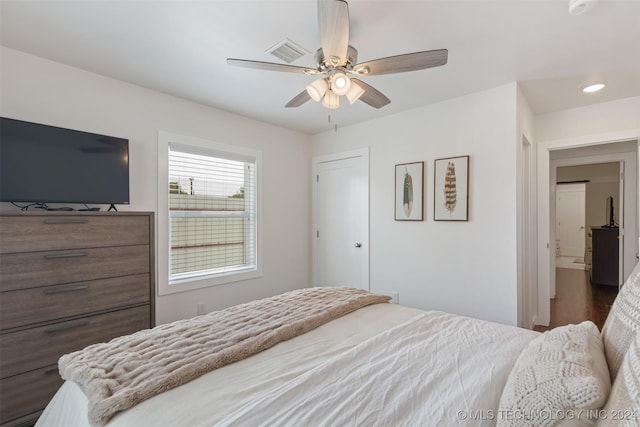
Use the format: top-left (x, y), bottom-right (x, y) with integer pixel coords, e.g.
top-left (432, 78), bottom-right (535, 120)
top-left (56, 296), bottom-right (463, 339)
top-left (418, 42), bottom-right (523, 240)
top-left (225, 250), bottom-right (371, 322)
top-left (354, 242), bottom-right (362, 248)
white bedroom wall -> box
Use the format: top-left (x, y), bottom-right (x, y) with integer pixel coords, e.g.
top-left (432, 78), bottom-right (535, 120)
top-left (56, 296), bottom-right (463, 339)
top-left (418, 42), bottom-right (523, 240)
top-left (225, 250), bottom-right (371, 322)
top-left (0, 47), bottom-right (312, 324)
top-left (535, 97), bottom-right (640, 143)
top-left (310, 83), bottom-right (520, 326)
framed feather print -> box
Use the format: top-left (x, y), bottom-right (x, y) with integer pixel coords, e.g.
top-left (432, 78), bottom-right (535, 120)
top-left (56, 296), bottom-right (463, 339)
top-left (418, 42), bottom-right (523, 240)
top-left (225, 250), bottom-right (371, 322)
top-left (395, 161), bottom-right (424, 221)
top-left (434, 155), bottom-right (469, 221)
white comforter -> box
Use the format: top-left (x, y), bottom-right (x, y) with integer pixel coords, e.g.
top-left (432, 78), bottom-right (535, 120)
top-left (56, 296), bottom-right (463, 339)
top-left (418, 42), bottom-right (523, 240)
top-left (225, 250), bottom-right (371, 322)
top-left (37, 304), bottom-right (537, 427)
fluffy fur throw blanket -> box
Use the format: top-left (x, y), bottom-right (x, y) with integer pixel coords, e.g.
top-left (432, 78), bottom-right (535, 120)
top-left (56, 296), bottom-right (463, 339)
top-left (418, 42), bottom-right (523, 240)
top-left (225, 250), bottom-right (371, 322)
top-left (58, 287), bottom-right (390, 426)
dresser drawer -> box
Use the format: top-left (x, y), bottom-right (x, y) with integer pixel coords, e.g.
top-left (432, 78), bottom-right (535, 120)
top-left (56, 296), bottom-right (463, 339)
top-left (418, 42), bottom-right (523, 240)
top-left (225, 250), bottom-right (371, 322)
top-left (0, 305), bottom-right (150, 379)
top-left (0, 245), bottom-right (149, 292)
top-left (0, 214), bottom-right (149, 254)
top-left (1, 274), bottom-right (150, 330)
top-left (0, 365), bottom-right (63, 425)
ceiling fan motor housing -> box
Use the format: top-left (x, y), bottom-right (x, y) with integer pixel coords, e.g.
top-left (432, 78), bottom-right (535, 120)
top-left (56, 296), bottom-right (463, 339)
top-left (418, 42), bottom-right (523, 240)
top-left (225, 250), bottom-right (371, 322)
top-left (315, 45), bottom-right (359, 71)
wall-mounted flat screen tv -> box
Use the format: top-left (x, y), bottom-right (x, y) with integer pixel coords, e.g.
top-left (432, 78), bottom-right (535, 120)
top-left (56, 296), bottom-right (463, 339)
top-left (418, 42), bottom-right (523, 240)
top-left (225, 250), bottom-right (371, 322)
top-left (0, 117), bottom-right (130, 205)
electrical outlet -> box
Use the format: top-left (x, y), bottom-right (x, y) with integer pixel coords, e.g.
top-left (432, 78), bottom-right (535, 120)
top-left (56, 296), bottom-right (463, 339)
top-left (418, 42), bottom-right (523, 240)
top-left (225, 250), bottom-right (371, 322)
top-left (197, 303), bottom-right (206, 315)
top-left (391, 292), bottom-right (399, 304)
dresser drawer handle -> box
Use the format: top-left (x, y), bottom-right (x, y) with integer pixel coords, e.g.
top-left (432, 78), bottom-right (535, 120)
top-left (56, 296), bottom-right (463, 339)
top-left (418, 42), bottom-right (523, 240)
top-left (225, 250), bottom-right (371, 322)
top-left (44, 284), bottom-right (89, 294)
top-left (44, 320), bottom-right (89, 333)
top-left (44, 219), bottom-right (88, 225)
top-left (44, 252), bottom-right (88, 260)
top-left (44, 367), bottom-right (59, 375)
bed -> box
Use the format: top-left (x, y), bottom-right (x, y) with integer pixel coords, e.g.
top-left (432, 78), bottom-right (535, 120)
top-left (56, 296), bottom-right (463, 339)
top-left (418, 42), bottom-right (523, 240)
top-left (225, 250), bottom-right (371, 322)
top-left (36, 268), bottom-right (640, 427)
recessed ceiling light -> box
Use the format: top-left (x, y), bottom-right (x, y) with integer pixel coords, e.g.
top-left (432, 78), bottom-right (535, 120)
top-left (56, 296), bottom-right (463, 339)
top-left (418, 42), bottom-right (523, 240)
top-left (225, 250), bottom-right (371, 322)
top-left (582, 83), bottom-right (606, 93)
top-left (568, 0), bottom-right (599, 15)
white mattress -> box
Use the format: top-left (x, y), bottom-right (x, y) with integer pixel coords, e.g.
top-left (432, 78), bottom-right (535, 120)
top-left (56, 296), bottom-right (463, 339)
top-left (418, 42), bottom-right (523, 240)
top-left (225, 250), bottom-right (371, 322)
top-left (36, 304), bottom-right (537, 426)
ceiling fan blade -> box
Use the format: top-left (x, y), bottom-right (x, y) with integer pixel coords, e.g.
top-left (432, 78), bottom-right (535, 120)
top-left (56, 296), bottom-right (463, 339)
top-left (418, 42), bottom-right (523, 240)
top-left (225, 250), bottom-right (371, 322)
top-left (285, 90), bottom-right (312, 108)
top-left (351, 79), bottom-right (390, 109)
top-left (318, 0), bottom-right (349, 65)
top-left (227, 58), bottom-right (318, 75)
top-left (354, 49), bottom-right (448, 76)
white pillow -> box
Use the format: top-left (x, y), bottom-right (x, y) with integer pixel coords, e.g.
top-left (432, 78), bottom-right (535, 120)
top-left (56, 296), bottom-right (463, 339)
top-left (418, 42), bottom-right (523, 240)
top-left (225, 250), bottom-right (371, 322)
top-left (601, 261), bottom-right (640, 381)
top-left (596, 334), bottom-right (640, 426)
top-left (498, 321), bottom-right (611, 427)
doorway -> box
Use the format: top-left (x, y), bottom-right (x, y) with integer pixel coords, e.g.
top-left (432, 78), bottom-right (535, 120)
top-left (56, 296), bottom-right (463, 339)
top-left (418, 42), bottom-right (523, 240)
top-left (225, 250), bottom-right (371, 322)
top-left (545, 164), bottom-right (622, 331)
top-left (537, 140), bottom-right (637, 328)
top-left (539, 161), bottom-right (626, 331)
top-left (312, 149), bottom-right (369, 290)
top-left (555, 162), bottom-right (623, 279)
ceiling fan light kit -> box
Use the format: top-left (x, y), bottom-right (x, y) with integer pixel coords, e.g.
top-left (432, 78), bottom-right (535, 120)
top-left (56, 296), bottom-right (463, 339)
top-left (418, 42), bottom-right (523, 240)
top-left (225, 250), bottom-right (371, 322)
top-left (306, 70), bottom-right (359, 106)
top-left (306, 78), bottom-right (329, 102)
top-left (346, 81), bottom-right (365, 104)
top-left (228, 0), bottom-right (448, 110)
top-left (322, 90), bottom-right (340, 109)
top-left (330, 71), bottom-right (351, 96)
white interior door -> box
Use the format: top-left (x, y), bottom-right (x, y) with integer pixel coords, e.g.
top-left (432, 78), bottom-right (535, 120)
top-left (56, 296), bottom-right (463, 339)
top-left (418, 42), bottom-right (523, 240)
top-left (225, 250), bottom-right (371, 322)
top-left (556, 183), bottom-right (586, 258)
top-left (314, 153), bottom-right (369, 290)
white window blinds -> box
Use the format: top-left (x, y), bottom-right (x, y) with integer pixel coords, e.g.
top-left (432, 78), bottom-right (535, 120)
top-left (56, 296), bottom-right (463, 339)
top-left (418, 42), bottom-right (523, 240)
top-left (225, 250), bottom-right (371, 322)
top-left (168, 144), bottom-right (257, 284)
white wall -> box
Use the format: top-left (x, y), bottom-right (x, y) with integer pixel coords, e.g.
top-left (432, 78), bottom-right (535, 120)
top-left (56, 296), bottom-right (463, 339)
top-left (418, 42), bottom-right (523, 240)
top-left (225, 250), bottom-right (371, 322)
top-left (311, 83), bottom-right (520, 326)
top-left (534, 96), bottom-right (640, 326)
top-left (0, 47), bottom-right (312, 324)
top-left (535, 97), bottom-right (640, 143)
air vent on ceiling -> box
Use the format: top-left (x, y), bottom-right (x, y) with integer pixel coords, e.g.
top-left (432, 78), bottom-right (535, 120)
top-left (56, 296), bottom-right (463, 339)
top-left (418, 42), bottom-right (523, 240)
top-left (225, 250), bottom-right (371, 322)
top-left (266, 38), bottom-right (311, 64)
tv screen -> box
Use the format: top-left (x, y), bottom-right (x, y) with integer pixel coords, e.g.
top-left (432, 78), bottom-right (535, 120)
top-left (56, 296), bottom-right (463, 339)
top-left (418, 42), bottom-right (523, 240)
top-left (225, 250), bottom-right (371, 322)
top-left (0, 117), bottom-right (129, 205)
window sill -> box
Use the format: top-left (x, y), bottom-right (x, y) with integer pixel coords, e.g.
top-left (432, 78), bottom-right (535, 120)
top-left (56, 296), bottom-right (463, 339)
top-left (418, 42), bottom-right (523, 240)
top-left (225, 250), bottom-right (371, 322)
top-left (158, 268), bottom-right (262, 296)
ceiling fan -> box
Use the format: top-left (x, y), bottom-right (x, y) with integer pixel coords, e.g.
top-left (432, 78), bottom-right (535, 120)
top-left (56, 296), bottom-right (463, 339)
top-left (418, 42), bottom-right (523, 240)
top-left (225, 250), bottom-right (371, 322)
top-left (227, 0), bottom-right (448, 110)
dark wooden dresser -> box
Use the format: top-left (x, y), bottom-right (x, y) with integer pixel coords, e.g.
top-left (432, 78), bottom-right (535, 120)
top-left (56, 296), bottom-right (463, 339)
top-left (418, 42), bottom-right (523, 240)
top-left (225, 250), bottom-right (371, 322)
top-left (590, 226), bottom-right (619, 287)
top-left (0, 211), bottom-right (155, 426)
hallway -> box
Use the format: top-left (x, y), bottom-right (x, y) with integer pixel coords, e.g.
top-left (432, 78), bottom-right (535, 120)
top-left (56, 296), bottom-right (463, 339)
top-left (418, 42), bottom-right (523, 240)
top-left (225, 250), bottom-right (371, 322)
top-left (535, 268), bottom-right (618, 332)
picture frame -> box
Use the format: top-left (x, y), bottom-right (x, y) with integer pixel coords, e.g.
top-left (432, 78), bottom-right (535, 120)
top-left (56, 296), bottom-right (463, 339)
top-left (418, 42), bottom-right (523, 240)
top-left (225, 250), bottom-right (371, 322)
top-left (395, 161), bottom-right (424, 221)
top-left (434, 155), bottom-right (469, 221)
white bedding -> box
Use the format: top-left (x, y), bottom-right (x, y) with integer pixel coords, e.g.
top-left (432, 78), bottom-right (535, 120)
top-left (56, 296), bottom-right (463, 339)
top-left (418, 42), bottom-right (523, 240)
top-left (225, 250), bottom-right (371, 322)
top-left (37, 304), bottom-right (537, 427)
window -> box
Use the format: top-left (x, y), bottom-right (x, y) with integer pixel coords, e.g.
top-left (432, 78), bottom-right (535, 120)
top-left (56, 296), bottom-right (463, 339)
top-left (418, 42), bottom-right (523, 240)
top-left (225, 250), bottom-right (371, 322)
top-left (158, 132), bottom-right (261, 295)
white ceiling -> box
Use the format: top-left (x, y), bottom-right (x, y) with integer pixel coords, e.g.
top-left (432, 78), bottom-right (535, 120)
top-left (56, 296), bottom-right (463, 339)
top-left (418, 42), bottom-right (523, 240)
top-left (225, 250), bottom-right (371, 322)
top-left (1, 0), bottom-right (639, 135)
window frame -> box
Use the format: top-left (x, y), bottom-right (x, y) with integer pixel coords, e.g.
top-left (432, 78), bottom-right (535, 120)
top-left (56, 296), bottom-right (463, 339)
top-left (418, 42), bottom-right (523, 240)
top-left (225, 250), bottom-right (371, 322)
top-left (157, 131), bottom-right (262, 296)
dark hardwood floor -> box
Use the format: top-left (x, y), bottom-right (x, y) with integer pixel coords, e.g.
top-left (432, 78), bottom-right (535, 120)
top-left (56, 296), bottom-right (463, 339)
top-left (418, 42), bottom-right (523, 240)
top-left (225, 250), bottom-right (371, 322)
top-left (534, 268), bottom-right (618, 332)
